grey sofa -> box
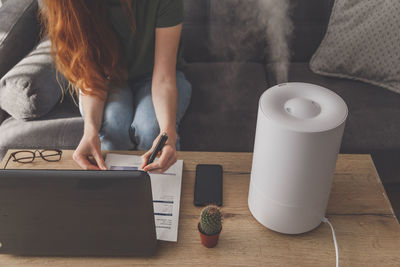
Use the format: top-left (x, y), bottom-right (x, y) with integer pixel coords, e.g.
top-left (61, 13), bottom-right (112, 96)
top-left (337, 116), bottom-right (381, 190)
top-left (1, 1), bottom-right (399, 173)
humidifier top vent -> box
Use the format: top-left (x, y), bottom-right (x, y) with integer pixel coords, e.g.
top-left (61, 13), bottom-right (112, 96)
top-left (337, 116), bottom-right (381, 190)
top-left (260, 82), bottom-right (348, 133)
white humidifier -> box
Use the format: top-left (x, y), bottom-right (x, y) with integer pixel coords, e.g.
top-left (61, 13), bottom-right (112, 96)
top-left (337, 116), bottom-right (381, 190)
top-left (248, 82), bottom-right (348, 234)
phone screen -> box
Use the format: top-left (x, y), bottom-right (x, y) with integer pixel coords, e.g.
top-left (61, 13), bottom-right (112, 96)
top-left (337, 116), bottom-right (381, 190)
top-left (194, 164), bottom-right (223, 206)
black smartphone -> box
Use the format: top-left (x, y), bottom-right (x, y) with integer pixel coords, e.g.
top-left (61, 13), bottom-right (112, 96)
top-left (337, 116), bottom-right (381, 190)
top-left (194, 164), bottom-right (223, 206)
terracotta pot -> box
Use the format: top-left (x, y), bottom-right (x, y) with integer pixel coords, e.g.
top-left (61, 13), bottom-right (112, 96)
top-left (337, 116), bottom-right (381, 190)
top-left (198, 223), bottom-right (221, 248)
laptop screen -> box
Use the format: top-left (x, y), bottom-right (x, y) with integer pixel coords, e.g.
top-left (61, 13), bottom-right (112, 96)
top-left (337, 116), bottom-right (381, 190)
top-left (0, 169), bottom-right (157, 256)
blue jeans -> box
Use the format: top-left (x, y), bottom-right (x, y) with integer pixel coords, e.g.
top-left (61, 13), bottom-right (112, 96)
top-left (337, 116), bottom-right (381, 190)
top-left (79, 71), bottom-right (192, 151)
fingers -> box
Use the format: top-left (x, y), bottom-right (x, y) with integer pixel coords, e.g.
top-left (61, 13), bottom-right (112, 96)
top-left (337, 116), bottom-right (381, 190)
top-left (143, 145), bottom-right (177, 173)
top-left (73, 133), bottom-right (107, 171)
top-left (162, 154), bottom-right (178, 173)
top-left (92, 149), bottom-right (107, 170)
top-left (141, 134), bottom-right (162, 169)
top-left (144, 152), bottom-right (169, 172)
top-left (141, 150), bottom-right (152, 170)
top-left (73, 152), bottom-right (101, 170)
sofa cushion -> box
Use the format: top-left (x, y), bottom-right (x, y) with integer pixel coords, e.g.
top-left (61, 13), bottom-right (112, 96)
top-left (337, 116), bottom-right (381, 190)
top-left (310, 0), bottom-right (400, 94)
top-left (180, 62), bottom-right (268, 152)
top-left (290, 0), bottom-right (334, 62)
top-left (208, 0), bottom-right (267, 62)
top-left (0, 39), bottom-right (67, 120)
top-left (0, 95), bottom-right (82, 161)
top-left (183, 0), bottom-right (335, 63)
top-left (270, 63), bottom-right (400, 153)
top-left (182, 0), bottom-right (210, 63)
top-left (182, 0), bottom-right (266, 63)
top-left (0, 0), bottom-right (40, 79)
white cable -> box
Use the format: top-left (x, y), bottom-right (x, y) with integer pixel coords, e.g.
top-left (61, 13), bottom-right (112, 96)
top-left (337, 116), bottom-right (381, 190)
top-left (322, 217), bottom-right (339, 267)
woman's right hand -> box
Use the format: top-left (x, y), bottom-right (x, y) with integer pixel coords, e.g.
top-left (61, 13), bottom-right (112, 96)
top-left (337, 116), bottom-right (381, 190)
top-left (73, 130), bottom-right (107, 170)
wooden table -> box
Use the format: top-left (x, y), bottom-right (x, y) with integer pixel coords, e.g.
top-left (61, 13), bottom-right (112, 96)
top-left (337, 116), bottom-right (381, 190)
top-left (1, 150), bottom-right (399, 266)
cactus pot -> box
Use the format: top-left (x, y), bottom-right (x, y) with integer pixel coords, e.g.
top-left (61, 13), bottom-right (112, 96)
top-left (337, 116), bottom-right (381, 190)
top-left (198, 223), bottom-right (221, 248)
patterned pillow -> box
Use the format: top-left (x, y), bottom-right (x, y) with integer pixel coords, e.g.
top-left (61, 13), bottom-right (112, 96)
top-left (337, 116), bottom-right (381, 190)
top-left (310, 0), bottom-right (400, 94)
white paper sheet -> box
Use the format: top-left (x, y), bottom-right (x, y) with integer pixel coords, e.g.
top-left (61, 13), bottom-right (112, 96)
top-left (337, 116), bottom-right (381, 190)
top-left (105, 153), bottom-right (183, 242)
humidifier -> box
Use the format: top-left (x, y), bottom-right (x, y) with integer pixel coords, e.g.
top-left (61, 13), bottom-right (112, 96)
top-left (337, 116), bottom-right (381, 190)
top-left (248, 82), bottom-right (348, 234)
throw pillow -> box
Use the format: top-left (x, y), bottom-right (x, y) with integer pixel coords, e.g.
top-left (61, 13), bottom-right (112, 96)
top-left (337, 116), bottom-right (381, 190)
top-left (310, 0), bottom-right (400, 94)
top-left (0, 39), bottom-right (67, 120)
top-left (0, 0), bottom-right (40, 79)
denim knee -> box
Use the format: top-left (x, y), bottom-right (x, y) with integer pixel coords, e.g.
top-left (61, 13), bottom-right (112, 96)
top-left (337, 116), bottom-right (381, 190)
top-left (98, 90), bottom-right (136, 150)
top-left (131, 119), bottom-right (159, 151)
top-left (100, 118), bottom-right (136, 151)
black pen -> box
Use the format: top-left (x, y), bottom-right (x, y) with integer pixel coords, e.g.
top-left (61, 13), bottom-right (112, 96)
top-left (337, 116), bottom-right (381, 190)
top-left (146, 133), bottom-right (168, 165)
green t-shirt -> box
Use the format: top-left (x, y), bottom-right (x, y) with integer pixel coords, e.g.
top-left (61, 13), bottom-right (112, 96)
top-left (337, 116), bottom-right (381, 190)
top-left (108, 0), bottom-right (184, 81)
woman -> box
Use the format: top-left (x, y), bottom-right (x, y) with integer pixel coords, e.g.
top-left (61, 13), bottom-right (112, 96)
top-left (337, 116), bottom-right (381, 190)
top-left (40, 0), bottom-right (192, 172)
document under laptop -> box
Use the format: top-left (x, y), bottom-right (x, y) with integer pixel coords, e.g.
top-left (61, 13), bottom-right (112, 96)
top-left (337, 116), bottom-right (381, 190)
top-left (105, 153), bottom-right (183, 242)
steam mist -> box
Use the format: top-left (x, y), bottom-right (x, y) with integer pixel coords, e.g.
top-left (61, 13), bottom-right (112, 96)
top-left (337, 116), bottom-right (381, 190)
top-left (210, 0), bottom-right (293, 84)
top-left (259, 0), bottom-right (293, 84)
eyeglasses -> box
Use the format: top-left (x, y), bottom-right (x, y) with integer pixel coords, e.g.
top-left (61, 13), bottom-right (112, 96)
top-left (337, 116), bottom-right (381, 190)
top-left (3, 149), bottom-right (62, 170)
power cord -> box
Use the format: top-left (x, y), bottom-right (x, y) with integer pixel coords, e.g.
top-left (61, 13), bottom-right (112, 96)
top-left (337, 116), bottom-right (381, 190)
top-left (322, 217), bottom-right (339, 267)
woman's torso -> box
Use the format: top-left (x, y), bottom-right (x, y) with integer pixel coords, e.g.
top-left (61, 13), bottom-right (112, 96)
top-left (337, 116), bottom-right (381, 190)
top-left (108, 0), bottom-right (184, 82)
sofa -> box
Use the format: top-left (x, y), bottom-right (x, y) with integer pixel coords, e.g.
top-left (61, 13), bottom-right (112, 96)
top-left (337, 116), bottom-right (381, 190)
top-left (1, 0), bottom-right (399, 212)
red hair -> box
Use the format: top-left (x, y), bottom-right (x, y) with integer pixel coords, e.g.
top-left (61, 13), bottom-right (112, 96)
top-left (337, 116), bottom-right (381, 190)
top-left (40, 0), bottom-right (135, 100)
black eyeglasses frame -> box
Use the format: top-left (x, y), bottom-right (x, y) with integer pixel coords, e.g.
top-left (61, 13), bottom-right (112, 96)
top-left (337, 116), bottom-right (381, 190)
top-left (3, 149), bottom-right (63, 170)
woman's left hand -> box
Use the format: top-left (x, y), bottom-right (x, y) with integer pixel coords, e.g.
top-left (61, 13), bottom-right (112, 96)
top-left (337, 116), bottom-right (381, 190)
top-left (141, 131), bottom-right (178, 173)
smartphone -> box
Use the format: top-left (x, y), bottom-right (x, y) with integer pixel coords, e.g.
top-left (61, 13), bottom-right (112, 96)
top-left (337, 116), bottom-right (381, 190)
top-left (194, 164), bottom-right (223, 206)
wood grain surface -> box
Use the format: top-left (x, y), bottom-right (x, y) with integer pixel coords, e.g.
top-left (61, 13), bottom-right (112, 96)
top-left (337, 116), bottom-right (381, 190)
top-left (0, 150), bottom-right (399, 266)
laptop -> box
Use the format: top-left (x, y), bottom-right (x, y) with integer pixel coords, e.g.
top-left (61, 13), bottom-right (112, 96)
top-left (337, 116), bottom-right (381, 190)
top-left (0, 169), bottom-right (157, 256)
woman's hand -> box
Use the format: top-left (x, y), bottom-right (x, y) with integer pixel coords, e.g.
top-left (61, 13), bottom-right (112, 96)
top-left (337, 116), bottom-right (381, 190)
top-left (141, 131), bottom-right (178, 173)
top-left (73, 129), bottom-right (107, 170)
top-left (75, 91), bottom-right (107, 170)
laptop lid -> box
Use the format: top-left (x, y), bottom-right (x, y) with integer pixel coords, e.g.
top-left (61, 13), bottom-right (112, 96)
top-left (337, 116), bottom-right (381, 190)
top-left (0, 169), bottom-right (157, 256)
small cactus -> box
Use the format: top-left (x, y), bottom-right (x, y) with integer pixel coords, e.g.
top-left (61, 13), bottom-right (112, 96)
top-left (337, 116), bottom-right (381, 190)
top-left (199, 205), bottom-right (222, 236)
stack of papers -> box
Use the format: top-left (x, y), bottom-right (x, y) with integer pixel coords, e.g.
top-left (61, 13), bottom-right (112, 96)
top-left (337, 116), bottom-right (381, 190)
top-left (105, 153), bottom-right (183, 242)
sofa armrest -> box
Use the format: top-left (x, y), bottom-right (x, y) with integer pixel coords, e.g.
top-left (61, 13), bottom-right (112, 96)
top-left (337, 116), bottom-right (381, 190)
top-left (0, 0), bottom-right (40, 79)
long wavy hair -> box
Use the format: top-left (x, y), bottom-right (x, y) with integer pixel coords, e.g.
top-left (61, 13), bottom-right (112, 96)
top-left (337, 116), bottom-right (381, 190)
top-left (40, 0), bottom-right (135, 100)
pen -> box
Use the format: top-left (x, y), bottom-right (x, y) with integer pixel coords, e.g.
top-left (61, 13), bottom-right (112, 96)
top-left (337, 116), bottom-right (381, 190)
top-left (146, 133), bottom-right (168, 165)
